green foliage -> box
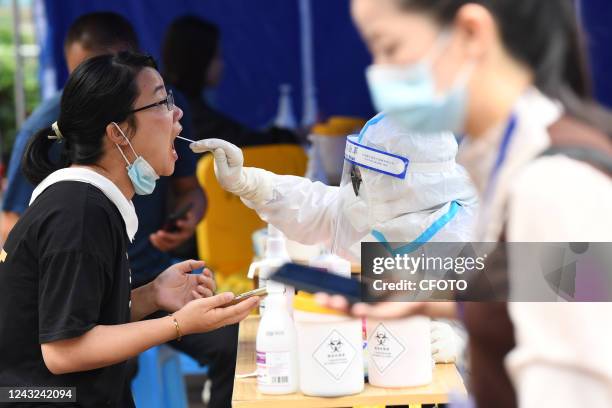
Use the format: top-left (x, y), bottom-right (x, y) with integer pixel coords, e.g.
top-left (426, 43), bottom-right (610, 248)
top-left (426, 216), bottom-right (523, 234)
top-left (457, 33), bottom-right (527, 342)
top-left (0, 11), bottom-right (41, 154)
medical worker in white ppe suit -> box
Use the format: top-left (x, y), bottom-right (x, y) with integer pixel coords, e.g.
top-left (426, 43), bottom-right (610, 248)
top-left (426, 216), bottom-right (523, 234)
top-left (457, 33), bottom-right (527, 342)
top-left (190, 112), bottom-right (478, 364)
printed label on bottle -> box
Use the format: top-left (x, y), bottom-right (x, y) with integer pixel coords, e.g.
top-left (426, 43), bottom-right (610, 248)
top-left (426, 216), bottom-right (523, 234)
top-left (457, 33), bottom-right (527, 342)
top-left (368, 323), bottom-right (406, 373)
top-left (256, 351), bottom-right (291, 386)
top-left (312, 329), bottom-right (357, 381)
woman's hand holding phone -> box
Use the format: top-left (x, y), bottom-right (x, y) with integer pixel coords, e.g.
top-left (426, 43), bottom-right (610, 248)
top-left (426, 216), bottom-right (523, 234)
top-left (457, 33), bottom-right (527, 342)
top-left (173, 292), bottom-right (259, 335)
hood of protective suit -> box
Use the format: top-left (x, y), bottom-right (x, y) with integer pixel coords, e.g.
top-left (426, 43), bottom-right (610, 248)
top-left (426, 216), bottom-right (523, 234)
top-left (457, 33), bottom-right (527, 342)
top-left (333, 113), bottom-right (478, 261)
top-left (343, 113), bottom-right (476, 222)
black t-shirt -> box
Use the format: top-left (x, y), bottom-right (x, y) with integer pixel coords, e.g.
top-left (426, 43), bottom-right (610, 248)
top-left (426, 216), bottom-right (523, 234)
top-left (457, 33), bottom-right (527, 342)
top-left (0, 181), bottom-right (133, 407)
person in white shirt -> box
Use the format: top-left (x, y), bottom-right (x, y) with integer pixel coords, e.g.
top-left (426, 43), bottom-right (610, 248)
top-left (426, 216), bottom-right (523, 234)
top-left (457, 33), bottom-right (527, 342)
top-left (314, 0), bottom-right (612, 407)
top-left (0, 52), bottom-right (258, 407)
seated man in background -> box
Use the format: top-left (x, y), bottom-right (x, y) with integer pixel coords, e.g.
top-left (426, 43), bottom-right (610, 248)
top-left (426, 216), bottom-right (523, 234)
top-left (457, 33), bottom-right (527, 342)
top-left (0, 11), bottom-right (140, 241)
top-left (162, 15), bottom-right (303, 148)
top-left (0, 12), bottom-right (236, 408)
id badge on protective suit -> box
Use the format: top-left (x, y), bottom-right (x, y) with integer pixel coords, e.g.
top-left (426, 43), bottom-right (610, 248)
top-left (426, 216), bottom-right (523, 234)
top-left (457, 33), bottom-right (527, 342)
top-left (345, 137), bottom-right (409, 179)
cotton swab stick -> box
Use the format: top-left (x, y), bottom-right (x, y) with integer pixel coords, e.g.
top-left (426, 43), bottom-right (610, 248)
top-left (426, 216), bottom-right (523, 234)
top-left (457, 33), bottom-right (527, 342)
top-left (176, 135), bottom-right (197, 143)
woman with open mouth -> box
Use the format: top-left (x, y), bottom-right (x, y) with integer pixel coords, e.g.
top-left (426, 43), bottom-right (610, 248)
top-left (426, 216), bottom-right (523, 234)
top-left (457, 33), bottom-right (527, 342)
top-left (0, 51), bottom-right (259, 408)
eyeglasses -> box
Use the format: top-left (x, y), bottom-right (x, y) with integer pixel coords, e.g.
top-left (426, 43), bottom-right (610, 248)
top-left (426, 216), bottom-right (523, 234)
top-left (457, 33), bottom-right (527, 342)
top-left (128, 89), bottom-right (175, 114)
top-left (350, 164), bottom-right (362, 196)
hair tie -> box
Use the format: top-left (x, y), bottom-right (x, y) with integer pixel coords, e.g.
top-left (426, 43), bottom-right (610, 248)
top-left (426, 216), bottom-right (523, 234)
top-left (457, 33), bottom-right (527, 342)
top-left (48, 121), bottom-right (64, 142)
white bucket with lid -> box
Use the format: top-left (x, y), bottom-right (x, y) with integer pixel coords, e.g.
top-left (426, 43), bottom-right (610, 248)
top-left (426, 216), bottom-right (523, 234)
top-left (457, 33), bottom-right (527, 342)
top-left (293, 293), bottom-right (364, 397)
top-left (367, 316), bottom-right (432, 388)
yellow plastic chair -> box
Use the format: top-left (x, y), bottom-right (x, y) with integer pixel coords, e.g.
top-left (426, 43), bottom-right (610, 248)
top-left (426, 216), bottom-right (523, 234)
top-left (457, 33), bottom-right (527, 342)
top-left (195, 144), bottom-right (308, 288)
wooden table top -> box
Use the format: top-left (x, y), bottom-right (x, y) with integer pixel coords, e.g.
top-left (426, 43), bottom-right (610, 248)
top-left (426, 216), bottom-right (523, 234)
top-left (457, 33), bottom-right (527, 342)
top-left (232, 315), bottom-right (467, 408)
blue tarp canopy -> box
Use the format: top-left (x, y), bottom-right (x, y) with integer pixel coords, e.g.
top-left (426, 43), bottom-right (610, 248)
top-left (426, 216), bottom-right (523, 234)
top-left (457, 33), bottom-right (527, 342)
top-left (38, 0), bottom-right (375, 129)
top-left (38, 0), bottom-right (612, 131)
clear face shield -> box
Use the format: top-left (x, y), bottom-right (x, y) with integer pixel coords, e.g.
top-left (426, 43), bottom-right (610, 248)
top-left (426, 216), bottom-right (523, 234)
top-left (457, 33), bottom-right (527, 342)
top-left (331, 134), bottom-right (412, 263)
top-left (330, 115), bottom-right (477, 264)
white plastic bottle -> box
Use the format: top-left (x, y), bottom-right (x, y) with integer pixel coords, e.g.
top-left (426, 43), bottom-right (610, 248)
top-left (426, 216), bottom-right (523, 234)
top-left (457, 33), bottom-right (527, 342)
top-left (248, 225), bottom-right (293, 315)
top-left (256, 292), bottom-right (299, 394)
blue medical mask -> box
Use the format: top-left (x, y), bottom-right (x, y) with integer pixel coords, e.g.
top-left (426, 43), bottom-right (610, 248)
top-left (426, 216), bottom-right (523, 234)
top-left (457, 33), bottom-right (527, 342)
top-left (113, 122), bottom-right (159, 195)
top-left (365, 33), bottom-right (473, 134)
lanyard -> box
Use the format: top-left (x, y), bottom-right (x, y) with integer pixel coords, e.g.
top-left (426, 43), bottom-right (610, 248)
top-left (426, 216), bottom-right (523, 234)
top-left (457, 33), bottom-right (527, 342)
top-left (483, 114), bottom-right (518, 201)
top-left (371, 200), bottom-right (461, 256)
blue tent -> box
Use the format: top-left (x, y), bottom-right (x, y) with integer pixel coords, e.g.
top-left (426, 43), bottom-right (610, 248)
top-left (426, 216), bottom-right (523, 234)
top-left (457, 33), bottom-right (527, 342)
top-left (37, 0), bottom-right (612, 132)
top-left (580, 0), bottom-right (612, 108)
top-left (38, 0), bottom-right (375, 129)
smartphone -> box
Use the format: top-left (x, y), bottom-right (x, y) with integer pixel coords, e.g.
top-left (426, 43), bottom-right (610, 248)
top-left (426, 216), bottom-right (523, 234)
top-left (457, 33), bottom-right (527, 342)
top-left (224, 287), bottom-right (269, 307)
top-left (269, 263), bottom-right (363, 304)
top-left (163, 203), bottom-right (193, 232)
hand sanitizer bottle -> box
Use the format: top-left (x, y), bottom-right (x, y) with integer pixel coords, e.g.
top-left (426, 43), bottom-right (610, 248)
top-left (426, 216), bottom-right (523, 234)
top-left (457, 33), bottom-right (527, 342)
top-left (248, 225), bottom-right (293, 316)
top-left (256, 290), bottom-right (299, 394)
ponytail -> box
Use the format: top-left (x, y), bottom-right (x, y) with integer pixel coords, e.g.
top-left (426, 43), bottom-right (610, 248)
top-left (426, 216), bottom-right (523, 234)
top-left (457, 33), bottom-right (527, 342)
top-left (22, 126), bottom-right (70, 185)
